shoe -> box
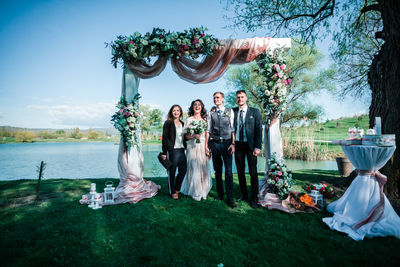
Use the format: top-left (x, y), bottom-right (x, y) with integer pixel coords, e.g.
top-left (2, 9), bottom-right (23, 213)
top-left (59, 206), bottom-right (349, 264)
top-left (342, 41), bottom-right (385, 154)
top-left (250, 199), bottom-right (260, 209)
top-left (214, 196), bottom-right (223, 201)
top-left (237, 196), bottom-right (248, 202)
top-left (227, 201), bottom-right (237, 208)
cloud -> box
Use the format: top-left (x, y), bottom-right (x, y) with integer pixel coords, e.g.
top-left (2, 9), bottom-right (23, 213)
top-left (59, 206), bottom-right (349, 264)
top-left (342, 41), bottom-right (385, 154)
top-left (49, 101), bottom-right (116, 127)
top-left (27, 104), bottom-right (49, 110)
top-left (42, 98), bottom-right (53, 103)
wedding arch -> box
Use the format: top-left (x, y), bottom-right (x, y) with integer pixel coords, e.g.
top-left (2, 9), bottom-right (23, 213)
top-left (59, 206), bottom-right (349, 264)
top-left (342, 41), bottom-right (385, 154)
top-left (108, 27), bottom-right (291, 204)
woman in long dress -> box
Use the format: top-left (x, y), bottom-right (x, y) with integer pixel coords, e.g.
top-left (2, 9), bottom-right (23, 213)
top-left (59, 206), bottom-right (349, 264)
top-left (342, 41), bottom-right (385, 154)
top-left (180, 99), bottom-right (212, 201)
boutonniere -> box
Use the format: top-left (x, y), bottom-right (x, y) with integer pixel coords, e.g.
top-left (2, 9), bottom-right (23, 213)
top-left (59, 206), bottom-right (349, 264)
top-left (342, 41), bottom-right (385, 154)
top-left (223, 111), bottom-right (230, 117)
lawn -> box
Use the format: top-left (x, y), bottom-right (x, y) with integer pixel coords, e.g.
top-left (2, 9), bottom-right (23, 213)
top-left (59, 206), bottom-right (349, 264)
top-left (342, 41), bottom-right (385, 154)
top-left (1, 171), bottom-right (399, 266)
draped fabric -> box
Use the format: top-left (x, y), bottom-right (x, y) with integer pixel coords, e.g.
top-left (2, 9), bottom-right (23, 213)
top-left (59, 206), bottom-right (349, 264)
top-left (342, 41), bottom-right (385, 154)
top-left (264, 117), bottom-right (283, 174)
top-left (80, 68), bottom-right (160, 207)
top-left (125, 37), bottom-right (271, 83)
top-left (323, 145), bottom-right (400, 241)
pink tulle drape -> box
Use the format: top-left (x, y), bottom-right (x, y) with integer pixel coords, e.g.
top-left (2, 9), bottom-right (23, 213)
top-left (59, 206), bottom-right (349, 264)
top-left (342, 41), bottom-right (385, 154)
top-left (125, 37), bottom-right (271, 83)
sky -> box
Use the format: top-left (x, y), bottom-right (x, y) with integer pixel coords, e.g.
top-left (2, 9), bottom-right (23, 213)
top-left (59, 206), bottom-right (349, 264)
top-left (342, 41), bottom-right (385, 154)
top-left (0, 0), bottom-right (369, 129)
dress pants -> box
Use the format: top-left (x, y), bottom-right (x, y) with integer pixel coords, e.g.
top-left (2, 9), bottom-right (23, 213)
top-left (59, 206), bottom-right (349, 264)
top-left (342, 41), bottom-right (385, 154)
top-left (235, 142), bottom-right (258, 201)
top-left (210, 140), bottom-right (233, 203)
top-left (168, 148), bottom-right (187, 194)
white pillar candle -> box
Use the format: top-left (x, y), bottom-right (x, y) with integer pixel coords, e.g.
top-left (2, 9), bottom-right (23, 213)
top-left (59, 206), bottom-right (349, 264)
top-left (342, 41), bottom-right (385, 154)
top-left (374, 117), bottom-right (382, 135)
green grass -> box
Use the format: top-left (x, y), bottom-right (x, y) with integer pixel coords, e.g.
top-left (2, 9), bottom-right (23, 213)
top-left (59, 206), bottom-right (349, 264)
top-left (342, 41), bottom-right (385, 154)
top-left (283, 115), bottom-right (370, 142)
top-left (1, 171), bottom-right (399, 266)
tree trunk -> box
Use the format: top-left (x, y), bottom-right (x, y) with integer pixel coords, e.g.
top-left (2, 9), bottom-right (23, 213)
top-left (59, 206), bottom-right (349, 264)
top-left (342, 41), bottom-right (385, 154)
top-left (368, 0), bottom-right (400, 198)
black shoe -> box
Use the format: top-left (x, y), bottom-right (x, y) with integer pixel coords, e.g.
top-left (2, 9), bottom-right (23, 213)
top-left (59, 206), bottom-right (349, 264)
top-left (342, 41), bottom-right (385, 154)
top-left (237, 196), bottom-right (248, 202)
top-left (214, 196), bottom-right (223, 201)
top-left (227, 201), bottom-right (237, 208)
top-left (251, 199), bottom-right (260, 209)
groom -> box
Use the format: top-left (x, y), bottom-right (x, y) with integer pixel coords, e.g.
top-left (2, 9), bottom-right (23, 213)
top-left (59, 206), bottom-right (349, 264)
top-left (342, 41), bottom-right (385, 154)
top-left (233, 90), bottom-right (263, 208)
top-left (206, 91), bottom-right (236, 208)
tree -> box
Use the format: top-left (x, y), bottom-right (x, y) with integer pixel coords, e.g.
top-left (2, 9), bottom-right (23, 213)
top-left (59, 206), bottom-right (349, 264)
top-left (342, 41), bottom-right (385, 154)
top-left (88, 128), bottom-right (99, 139)
top-left (224, 0), bottom-right (400, 197)
top-left (224, 42), bottom-right (334, 125)
top-left (15, 131), bottom-right (35, 142)
top-left (140, 105), bottom-right (164, 136)
top-left (70, 128), bottom-right (83, 139)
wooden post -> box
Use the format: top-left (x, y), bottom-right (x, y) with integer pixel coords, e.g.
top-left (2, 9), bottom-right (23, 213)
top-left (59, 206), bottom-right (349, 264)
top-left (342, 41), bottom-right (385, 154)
top-left (36, 161), bottom-right (45, 200)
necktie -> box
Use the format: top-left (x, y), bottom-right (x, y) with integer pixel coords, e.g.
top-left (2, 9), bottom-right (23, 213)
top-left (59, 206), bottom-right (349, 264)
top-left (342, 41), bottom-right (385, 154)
top-left (217, 110), bottom-right (222, 117)
top-left (239, 110), bottom-right (244, 143)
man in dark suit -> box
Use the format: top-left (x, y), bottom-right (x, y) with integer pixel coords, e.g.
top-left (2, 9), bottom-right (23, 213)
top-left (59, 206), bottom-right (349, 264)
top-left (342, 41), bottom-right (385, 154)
top-left (233, 90), bottom-right (263, 208)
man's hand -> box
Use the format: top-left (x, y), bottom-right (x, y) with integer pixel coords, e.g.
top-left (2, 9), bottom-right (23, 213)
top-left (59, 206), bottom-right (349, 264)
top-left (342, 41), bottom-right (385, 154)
top-left (229, 144), bottom-right (235, 155)
top-left (161, 155), bottom-right (167, 160)
top-left (253, 148), bottom-right (261, 157)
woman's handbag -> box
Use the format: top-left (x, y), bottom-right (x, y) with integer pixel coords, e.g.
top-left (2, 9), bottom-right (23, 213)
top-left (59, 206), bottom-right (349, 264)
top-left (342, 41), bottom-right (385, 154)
top-left (158, 152), bottom-right (172, 170)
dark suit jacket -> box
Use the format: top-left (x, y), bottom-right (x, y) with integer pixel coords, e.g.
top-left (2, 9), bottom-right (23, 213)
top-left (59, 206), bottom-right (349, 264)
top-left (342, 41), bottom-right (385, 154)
top-left (162, 119), bottom-right (186, 155)
top-left (233, 106), bottom-right (262, 151)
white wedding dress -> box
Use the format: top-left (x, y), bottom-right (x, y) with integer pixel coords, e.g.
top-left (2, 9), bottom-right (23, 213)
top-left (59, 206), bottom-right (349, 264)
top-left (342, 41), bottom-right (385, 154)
top-left (180, 117), bottom-right (212, 201)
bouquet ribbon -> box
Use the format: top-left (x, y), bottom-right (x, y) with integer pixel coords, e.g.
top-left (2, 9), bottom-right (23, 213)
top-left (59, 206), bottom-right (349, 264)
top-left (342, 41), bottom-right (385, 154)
top-left (353, 169), bottom-right (387, 229)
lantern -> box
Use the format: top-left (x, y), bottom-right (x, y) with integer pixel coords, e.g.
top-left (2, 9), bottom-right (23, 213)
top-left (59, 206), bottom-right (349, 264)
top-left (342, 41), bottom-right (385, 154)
top-left (310, 190), bottom-right (324, 208)
top-left (104, 181), bottom-right (115, 204)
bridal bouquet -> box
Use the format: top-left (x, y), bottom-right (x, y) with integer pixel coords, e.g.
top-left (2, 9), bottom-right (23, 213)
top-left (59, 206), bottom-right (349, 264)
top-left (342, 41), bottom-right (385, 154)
top-left (254, 49), bottom-right (292, 125)
top-left (187, 120), bottom-right (207, 144)
top-left (303, 183), bottom-right (335, 199)
top-left (111, 94), bottom-right (141, 150)
top-left (266, 153), bottom-right (294, 199)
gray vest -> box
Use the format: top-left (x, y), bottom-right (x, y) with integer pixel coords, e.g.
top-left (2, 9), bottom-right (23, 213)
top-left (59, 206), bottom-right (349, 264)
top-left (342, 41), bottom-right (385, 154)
top-left (210, 108), bottom-right (232, 140)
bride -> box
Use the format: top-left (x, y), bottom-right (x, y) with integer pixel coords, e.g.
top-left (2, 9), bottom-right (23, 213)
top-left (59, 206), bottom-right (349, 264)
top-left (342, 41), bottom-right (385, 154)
top-left (180, 99), bottom-right (212, 201)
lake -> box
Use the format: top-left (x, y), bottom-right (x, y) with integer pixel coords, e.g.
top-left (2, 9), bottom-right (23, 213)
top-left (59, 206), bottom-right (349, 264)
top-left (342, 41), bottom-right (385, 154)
top-left (0, 142), bottom-right (338, 180)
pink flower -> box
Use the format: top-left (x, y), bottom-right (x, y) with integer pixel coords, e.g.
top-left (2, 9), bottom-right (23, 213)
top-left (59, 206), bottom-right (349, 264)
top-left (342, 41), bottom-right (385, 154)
top-left (134, 112), bottom-right (139, 117)
top-left (201, 33), bottom-right (205, 37)
top-left (196, 47), bottom-right (202, 52)
top-left (129, 40), bottom-right (134, 44)
top-left (275, 177), bottom-right (280, 182)
top-left (287, 78), bottom-right (292, 84)
top-left (160, 35), bottom-right (164, 38)
top-left (119, 109), bottom-right (124, 114)
top-left (283, 80), bottom-right (288, 85)
top-left (184, 45), bottom-right (189, 50)
top-left (277, 171), bottom-right (282, 176)
top-left (274, 64), bottom-right (280, 72)
top-left (280, 64), bottom-right (286, 70)
top-left (192, 39), bottom-right (199, 44)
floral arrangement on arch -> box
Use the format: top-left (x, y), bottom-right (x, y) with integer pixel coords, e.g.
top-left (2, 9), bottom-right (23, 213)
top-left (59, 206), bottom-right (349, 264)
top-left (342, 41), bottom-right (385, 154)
top-left (303, 183), bottom-right (335, 199)
top-left (266, 153), bottom-right (294, 199)
top-left (107, 27), bottom-right (220, 67)
top-left (253, 49), bottom-right (292, 125)
top-left (111, 94), bottom-right (141, 150)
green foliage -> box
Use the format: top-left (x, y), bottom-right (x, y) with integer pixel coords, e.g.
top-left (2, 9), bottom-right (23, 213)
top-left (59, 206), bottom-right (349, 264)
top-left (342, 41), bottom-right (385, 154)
top-left (140, 105), bottom-right (164, 135)
top-left (1, 174), bottom-right (399, 266)
top-left (15, 131), bottom-right (35, 142)
top-left (336, 122), bottom-right (342, 128)
top-left (70, 128), bottom-right (83, 139)
top-left (37, 131), bottom-right (58, 139)
top-left (225, 42), bottom-right (334, 125)
top-left (88, 128), bottom-right (99, 139)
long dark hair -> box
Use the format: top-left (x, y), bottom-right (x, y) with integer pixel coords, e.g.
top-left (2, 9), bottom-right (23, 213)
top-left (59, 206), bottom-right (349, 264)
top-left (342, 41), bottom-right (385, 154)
top-left (167, 104), bottom-right (183, 121)
top-left (188, 99), bottom-right (207, 119)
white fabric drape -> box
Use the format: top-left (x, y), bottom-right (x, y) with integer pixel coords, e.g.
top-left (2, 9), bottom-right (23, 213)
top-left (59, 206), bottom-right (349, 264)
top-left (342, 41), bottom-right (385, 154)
top-left (323, 145), bottom-right (400, 240)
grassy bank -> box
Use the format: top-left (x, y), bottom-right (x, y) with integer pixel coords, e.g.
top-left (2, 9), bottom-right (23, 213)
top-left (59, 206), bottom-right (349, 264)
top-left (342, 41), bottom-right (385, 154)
top-left (282, 115), bottom-right (369, 160)
top-left (1, 171), bottom-right (399, 266)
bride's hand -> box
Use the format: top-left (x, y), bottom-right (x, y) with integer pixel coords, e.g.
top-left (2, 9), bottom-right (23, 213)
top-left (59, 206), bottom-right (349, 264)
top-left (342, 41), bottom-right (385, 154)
top-left (193, 134), bottom-right (201, 139)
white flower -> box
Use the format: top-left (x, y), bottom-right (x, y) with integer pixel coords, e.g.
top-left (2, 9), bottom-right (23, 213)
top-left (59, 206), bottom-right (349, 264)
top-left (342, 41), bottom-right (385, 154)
top-left (141, 39), bottom-right (148, 45)
top-left (185, 51), bottom-right (190, 56)
top-left (132, 52), bottom-right (138, 58)
top-left (199, 38), bottom-right (204, 44)
top-left (177, 39), bottom-right (182, 45)
top-left (265, 90), bottom-right (271, 96)
top-left (134, 32), bottom-right (141, 37)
